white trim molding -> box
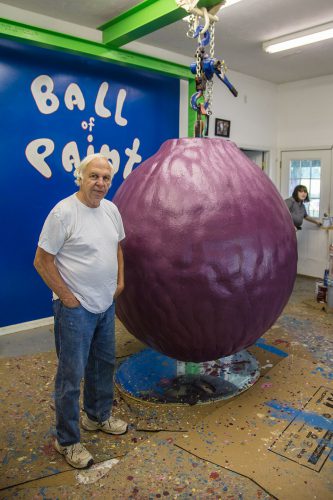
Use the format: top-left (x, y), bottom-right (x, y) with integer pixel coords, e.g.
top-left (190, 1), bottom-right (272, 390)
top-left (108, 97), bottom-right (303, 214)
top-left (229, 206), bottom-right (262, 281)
top-left (0, 317), bottom-right (53, 337)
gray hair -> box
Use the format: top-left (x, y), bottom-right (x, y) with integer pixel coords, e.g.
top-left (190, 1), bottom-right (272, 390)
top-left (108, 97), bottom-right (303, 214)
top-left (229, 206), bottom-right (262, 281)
top-left (74, 153), bottom-right (114, 186)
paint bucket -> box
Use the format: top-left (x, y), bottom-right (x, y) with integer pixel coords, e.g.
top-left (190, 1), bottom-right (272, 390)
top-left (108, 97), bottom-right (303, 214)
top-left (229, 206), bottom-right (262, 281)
top-left (315, 281), bottom-right (327, 303)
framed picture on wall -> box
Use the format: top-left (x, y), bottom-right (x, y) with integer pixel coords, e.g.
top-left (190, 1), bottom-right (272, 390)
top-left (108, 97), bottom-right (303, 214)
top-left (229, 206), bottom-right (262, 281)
top-left (215, 118), bottom-right (231, 138)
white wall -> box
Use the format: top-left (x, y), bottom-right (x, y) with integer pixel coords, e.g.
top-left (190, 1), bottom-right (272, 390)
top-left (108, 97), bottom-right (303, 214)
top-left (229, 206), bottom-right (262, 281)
top-left (209, 70), bottom-right (278, 148)
top-left (277, 75), bottom-right (333, 149)
top-left (127, 44), bottom-right (280, 175)
top-left (208, 70), bottom-right (279, 183)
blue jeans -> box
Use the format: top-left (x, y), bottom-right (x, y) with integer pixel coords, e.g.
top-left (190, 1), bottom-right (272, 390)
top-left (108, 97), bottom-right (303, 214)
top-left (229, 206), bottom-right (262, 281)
top-left (52, 300), bottom-right (116, 446)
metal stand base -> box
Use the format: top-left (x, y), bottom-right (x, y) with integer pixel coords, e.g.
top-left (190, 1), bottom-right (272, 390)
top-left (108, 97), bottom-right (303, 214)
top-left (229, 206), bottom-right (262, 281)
top-left (116, 348), bottom-right (260, 405)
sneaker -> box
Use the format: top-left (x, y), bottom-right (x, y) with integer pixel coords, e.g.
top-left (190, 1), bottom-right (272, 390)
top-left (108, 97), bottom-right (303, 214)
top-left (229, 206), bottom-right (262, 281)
top-left (82, 414), bottom-right (128, 435)
top-left (54, 439), bottom-right (94, 469)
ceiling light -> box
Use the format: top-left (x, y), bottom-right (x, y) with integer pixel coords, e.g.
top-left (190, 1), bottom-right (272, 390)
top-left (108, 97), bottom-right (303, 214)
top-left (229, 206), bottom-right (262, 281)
top-left (263, 22), bottom-right (333, 54)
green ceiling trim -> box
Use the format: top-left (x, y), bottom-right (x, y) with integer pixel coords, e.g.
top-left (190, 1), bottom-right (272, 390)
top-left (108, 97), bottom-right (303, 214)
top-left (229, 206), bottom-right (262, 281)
top-left (101, 0), bottom-right (224, 47)
top-left (0, 18), bottom-right (193, 80)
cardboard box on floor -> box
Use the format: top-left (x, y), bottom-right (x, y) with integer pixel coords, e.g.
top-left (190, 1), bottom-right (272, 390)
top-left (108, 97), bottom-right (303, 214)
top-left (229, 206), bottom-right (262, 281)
top-left (175, 355), bottom-right (333, 500)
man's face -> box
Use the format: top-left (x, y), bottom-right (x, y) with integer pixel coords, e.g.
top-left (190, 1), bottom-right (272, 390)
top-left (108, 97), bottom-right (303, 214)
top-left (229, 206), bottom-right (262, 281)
top-left (79, 158), bottom-right (112, 208)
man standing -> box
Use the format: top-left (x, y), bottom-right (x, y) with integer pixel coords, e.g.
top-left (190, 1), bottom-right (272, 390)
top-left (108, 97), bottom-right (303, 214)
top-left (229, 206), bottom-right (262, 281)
top-left (34, 153), bottom-right (127, 469)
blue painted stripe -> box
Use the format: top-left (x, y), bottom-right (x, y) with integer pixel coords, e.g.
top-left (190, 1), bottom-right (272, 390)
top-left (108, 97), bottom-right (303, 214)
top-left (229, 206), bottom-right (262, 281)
top-left (266, 401), bottom-right (333, 431)
top-left (254, 341), bottom-right (288, 358)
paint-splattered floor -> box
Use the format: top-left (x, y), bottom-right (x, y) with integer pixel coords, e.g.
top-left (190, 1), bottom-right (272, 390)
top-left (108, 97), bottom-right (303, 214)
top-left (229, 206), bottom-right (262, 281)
top-left (0, 276), bottom-right (332, 499)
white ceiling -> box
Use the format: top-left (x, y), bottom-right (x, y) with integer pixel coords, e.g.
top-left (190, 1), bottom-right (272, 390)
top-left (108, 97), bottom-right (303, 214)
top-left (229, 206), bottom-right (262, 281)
top-left (2, 0), bottom-right (333, 83)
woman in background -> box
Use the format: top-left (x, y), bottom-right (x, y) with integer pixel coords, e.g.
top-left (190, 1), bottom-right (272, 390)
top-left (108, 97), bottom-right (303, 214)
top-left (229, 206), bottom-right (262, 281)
top-left (285, 185), bottom-right (322, 230)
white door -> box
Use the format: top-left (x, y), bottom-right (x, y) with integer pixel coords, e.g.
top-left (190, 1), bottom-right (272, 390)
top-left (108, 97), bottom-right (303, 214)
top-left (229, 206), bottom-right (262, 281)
top-left (281, 149), bottom-right (333, 278)
top-left (241, 149), bottom-right (269, 172)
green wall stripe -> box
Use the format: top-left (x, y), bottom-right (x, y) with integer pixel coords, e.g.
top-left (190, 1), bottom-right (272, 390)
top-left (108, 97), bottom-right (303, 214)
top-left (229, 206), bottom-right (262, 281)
top-left (188, 78), bottom-right (197, 137)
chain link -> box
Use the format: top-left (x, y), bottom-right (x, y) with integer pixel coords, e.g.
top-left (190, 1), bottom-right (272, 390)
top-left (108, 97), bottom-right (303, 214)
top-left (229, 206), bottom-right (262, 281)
top-left (205, 80), bottom-right (213, 115)
top-left (186, 14), bottom-right (195, 38)
top-left (210, 22), bottom-right (215, 59)
top-left (185, 8), bottom-right (218, 126)
top-left (196, 47), bottom-right (201, 80)
top-left (204, 21), bottom-right (215, 115)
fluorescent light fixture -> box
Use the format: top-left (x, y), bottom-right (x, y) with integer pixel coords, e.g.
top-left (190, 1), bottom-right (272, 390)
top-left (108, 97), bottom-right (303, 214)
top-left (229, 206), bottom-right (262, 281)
top-left (263, 22), bottom-right (333, 54)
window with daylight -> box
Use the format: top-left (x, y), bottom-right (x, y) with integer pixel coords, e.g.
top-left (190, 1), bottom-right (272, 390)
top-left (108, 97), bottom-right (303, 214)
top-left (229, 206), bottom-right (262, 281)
top-left (289, 159), bottom-right (321, 217)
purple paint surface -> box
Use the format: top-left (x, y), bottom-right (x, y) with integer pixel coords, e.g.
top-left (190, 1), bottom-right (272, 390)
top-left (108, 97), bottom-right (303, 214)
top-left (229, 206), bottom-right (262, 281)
top-left (114, 138), bottom-right (297, 361)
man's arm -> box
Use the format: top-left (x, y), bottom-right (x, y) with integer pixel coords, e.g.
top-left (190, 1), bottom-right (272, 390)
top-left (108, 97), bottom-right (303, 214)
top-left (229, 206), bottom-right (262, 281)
top-left (113, 243), bottom-right (125, 299)
top-left (34, 247), bottom-right (80, 308)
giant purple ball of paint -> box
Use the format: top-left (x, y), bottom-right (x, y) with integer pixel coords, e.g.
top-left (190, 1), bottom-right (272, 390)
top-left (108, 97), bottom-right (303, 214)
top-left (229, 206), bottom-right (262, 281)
top-left (113, 138), bottom-right (297, 362)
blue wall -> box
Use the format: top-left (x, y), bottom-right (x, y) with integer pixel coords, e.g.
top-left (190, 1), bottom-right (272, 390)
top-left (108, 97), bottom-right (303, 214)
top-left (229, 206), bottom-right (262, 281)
top-left (0, 40), bottom-right (180, 327)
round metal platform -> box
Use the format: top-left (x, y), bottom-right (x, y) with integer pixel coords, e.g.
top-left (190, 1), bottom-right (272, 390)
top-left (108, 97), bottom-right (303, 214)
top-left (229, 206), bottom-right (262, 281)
top-left (115, 348), bottom-right (260, 405)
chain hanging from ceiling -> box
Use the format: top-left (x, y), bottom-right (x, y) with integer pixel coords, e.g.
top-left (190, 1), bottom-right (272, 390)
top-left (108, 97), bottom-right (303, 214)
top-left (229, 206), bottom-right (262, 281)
top-left (177, 0), bottom-right (238, 137)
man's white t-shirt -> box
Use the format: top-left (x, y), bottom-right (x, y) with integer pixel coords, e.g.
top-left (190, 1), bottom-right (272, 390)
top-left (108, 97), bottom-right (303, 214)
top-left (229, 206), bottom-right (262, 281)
top-left (38, 194), bottom-right (125, 313)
